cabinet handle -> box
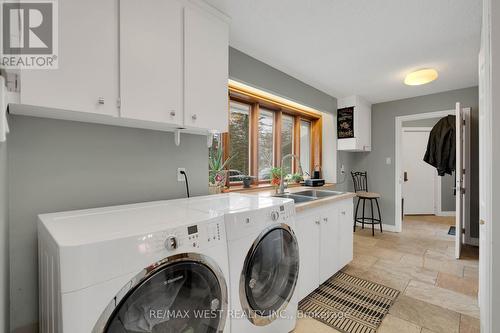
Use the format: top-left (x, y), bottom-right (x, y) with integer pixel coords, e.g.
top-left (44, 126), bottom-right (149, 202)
top-left (315, 220), bottom-right (320, 225)
top-left (98, 97), bottom-right (105, 105)
top-left (323, 217), bottom-right (328, 222)
top-left (192, 114), bottom-right (197, 121)
top-left (341, 211), bottom-right (346, 215)
top-left (170, 110), bottom-right (176, 117)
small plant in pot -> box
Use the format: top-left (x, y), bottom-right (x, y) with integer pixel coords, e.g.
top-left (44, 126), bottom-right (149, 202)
top-left (291, 172), bottom-right (303, 183)
top-left (209, 140), bottom-right (235, 194)
top-left (270, 167), bottom-right (282, 193)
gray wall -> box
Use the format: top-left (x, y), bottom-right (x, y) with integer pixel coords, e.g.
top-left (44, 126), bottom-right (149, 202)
top-left (348, 87), bottom-right (479, 238)
top-left (402, 117), bottom-right (456, 212)
top-left (228, 47), bottom-right (354, 189)
top-left (7, 115), bottom-right (209, 331)
top-left (0, 142), bottom-right (8, 333)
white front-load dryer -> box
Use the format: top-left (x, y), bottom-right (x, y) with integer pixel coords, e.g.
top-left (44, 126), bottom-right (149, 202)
top-left (179, 193), bottom-right (299, 333)
top-left (38, 200), bottom-right (230, 333)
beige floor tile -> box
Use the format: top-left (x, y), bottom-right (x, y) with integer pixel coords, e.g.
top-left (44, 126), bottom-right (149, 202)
top-left (350, 253), bottom-right (378, 269)
top-left (389, 295), bottom-right (460, 333)
top-left (459, 314), bottom-right (480, 333)
top-left (463, 266), bottom-right (479, 280)
top-left (352, 268), bottom-right (410, 291)
top-left (378, 314), bottom-right (421, 333)
top-left (436, 272), bottom-right (478, 298)
top-left (375, 259), bottom-right (438, 285)
top-left (292, 317), bottom-right (340, 333)
top-left (424, 257), bottom-right (465, 277)
top-left (422, 329), bottom-right (439, 333)
top-left (404, 280), bottom-right (480, 318)
top-left (400, 253), bottom-right (424, 267)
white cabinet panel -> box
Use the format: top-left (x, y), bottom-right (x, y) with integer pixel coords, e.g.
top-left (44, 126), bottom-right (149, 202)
top-left (119, 0), bottom-right (183, 126)
top-left (338, 201), bottom-right (354, 268)
top-left (319, 205), bottom-right (339, 282)
top-left (296, 211), bottom-right (320, 300)
top-left (21, 0), bottom-right (119, 116)
top-left (184, 4), bottom-right (229, 133)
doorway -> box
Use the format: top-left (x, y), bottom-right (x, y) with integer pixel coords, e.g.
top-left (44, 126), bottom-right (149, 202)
top-left (395, 108), bottom-right (472, 257)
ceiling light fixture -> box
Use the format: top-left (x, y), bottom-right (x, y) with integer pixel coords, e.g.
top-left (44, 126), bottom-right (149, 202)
top-left (404, 68), bottom-right (439, 86)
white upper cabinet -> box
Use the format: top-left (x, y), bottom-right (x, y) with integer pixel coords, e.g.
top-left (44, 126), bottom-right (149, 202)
top-left (20, 0), bottom-right (119, 117)
top-left (184, 4), bottom-right (229, 133)
top-left (337, 95), bottom-right (372, 152)
top-left (119, 0), bottom-right (183, 126)
top-left (14, 0), bottom-right (230, 134)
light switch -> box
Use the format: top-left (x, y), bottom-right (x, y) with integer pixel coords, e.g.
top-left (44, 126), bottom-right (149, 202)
top-left (386, 157), bottom-right (392, 165)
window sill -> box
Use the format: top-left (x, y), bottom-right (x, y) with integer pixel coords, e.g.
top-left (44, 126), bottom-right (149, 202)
top-left (223, 182), bottom-right (304, 193)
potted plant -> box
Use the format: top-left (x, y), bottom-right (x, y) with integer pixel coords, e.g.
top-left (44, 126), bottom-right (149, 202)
top-left (291, 172), bottom-right (303, 183)
top-left (270, 167), bottom-right (282, 193)
top-left (209, 140), bottom-right (235, 194)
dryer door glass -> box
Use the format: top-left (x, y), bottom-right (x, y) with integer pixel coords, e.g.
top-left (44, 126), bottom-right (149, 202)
top-left (243, 227), bottom-right (299, 318)
top-left (105, 261), bottom-right (224, 333)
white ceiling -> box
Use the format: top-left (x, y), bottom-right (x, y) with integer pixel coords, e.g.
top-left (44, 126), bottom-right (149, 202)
top-left (206, 0), bottom-right (482, 103)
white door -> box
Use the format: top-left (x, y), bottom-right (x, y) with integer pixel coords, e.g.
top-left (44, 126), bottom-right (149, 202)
top-left (319, 206), bottom-right (339, 282)
top-left (337, 201), bottom-right (354, 269)
top-left (21, 0), bottom-right (119, 116)
top-left (455, 103), bottom-right (465, 259)
top-left (478, 32), bottom-right (492, 332)
top-left (296, 212), bottom-right (320, 299)
top-left (402, 128), bottom-right (436, 215)
top-left (119, 0), bottom-right (183, 126)
top-left (184, 4), bottom-right (229, 132)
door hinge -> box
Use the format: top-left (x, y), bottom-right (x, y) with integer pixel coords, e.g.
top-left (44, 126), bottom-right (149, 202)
top-left (463, 119), bottom-right (466, 126)
top-left (463, 168), bottom-right (466, 175)
top-left (462, 228), bottom-right (466, 234)
top-left (116, 98), bottom-right (121, 109)
top-left (4, 72), bottom-right (20, 92)
top-left (461, 187), bottom-right (466, 195)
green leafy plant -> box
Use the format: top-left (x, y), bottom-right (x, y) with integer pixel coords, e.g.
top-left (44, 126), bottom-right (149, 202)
top-left (270, 167), bottom-right (282, 187)
top-left (291, 172), bottom-right (303, 183)
top-left (209, 140), bottom-right (236, 186)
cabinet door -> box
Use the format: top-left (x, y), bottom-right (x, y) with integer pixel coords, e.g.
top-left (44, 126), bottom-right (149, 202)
top-left (184, 4), bottom-right (229, 132)
top-left (119, 0), bottom-right (183, 126)
top-left (338, 200), bottom-right (354, 268)
top-left (319, 205), bottom-right (340, 283)
top-left (296, 212), bottom-right (320, 300)
top-left (21, 0), bottom-right (119, 116)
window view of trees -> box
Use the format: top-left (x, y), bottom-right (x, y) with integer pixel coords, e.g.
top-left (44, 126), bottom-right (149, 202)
top-left (300, 120), bottom-right (311, 176)
top-left (258, 109), bottom-right (274, 180)
top-left (281, 114), bottom-right (294, 175)
top-left (228, 101), bottom-right (250, 182)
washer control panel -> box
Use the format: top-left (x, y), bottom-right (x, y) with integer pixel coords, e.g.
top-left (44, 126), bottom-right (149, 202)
top-left (146, 220), bottom-right (224, 253)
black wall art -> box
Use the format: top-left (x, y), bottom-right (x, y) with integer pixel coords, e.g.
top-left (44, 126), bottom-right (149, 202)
top-left (337, 107), bottom-right (354, 139)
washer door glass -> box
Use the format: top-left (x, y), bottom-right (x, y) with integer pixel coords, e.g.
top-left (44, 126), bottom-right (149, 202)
top-left (105, 261), bottom-right (224, 333)
top-left (244, 227), bottom-right (299, 317)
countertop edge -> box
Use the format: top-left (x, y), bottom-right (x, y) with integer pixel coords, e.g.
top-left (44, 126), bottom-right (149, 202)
top-left (294, 192), bottom-right (356, 212)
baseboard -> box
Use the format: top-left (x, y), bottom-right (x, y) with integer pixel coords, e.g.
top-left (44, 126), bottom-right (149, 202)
top-left (381, 223), bottom-right (400, 233)
top-left (437, 211), bottom-right (456, 217)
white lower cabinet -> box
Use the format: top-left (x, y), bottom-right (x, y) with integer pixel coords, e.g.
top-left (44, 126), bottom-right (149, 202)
top-left (296, 199), bottom-right (354, 300)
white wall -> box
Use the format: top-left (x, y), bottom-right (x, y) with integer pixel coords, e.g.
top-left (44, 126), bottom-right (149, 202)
top-left (0, 142), bottom-right (8, 332)
top-left (490, 0), bottom-right (500, 331)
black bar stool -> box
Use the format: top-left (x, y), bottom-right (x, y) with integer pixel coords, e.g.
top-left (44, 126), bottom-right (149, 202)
top-left (351, 171), bottom-right (383, 236)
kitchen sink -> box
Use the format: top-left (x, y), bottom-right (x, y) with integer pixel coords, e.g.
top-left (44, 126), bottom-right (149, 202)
top-left (273, 193), bottom-right (318, 203)
top-left (293, 189), bottom-right (345, 198)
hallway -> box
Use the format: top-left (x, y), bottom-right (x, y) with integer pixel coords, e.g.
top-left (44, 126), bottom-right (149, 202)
top-left (294, 215), bottom-right (479, 333)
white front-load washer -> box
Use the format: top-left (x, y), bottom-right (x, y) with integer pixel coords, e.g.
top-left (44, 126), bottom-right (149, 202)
top-left (38, 200), bottom-right (230, 333)
top-left (180, 193), bottom-right (299, 333)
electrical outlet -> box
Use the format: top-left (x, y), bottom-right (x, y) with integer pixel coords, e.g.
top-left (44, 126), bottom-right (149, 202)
top-left (177, 168), bottom-right (186, 182)
top-left (340, 164), bottom-right (345, 175)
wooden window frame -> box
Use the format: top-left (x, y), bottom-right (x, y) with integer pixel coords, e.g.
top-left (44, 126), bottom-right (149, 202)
top-left (225, 82), bottom-right (322, 187)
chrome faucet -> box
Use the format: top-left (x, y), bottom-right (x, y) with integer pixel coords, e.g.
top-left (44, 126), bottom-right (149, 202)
top-left (278, 154), bottom-right (303, 195)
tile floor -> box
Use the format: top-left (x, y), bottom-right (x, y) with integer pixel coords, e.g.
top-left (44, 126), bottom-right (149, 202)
top-left (293, 215), bottom-right (480, 333)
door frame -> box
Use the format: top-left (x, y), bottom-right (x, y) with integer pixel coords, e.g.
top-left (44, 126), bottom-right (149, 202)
top-left (401, 127), bottom-right (439, 215)
top-left (394, 109), bottom-right (455, 233)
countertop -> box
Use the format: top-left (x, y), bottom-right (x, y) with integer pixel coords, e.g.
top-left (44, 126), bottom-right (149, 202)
top-left (247, 185), bottom-right (357, 213)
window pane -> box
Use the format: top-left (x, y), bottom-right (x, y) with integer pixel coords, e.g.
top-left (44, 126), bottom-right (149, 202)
top-left (281, 115), bottom-right (294, 175)
top-left (228, 101), bottom-right (250, 182)
top-left (300, 120), bottom-right (311, 176)
top-left (258, 109), bottom-right (274, 180)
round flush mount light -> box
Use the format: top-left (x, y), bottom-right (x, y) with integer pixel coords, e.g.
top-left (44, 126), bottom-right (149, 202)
top-left (404, 68), bottom-right (439, 86)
